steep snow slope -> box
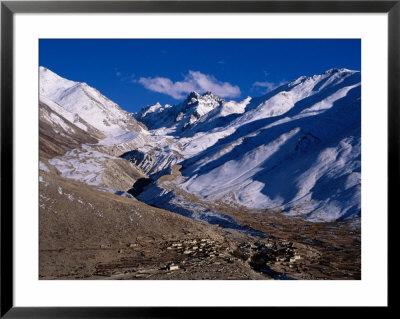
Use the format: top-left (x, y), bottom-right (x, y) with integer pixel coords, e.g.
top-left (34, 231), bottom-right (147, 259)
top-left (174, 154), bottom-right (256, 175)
top-left (39, 100), bottom-right (100, 159)
top-left (40, 95), bottom-right (106, 139)
top-left (40, 66), bottom-right (146, 137)
top-left (39, 67), bottom-right (153, 199)
top-left (136, 68), bottom-right (361, 222)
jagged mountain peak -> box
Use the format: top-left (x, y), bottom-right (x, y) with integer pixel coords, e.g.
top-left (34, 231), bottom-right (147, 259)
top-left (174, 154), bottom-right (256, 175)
top-left (136, 90), bottom-right (226, 132)
top-left (184, 90), bottom-right (224, 104)
top-left (138, 68), bottom-right (361, 134)
top-left (186, 91), bottom-right (201, 99)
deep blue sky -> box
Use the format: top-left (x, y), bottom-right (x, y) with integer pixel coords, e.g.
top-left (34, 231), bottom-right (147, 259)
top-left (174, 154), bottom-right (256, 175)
top-left (39, 39), bottom-right (361, 113)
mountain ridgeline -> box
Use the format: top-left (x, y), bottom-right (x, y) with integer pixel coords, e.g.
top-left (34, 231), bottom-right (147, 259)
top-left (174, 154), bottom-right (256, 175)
top-left (40, 67), bottom-right (361, 222)
top-left (134, 68), bottom-right (361, 222)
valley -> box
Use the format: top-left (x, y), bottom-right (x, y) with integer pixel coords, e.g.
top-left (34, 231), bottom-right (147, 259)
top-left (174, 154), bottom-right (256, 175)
top-left (39, 66), bottom-right (361, 280)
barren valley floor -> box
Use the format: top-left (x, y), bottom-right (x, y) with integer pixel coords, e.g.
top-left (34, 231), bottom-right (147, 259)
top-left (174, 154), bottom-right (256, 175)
top-left (39, 168), bottom-right (360, 280)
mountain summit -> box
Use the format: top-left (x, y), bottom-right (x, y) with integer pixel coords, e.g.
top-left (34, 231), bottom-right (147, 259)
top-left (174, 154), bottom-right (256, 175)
top-left (136, 91), bottom-right (225, 132)
top-left (40, 66), bottom-right (145, 137)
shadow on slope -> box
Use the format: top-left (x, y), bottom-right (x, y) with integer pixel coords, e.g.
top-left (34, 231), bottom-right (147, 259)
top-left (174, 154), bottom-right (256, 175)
top-left (180, 85), bottom-right (361, 220)
top-left (137, 185), bottom-right (266, 238)
top-left (127, 177), bottom-right (154, 197)
top-left (181, 73), bottom-right (360, 174)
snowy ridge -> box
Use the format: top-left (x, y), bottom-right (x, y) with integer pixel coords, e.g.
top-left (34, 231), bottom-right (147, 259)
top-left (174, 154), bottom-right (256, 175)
top-left (135, 68), bottom-right (361, 222)
top-left (40, 66), bottom-right (145, 139)
top-left (136, 91), bottom-right (225, 133)
top-left (39, 67), bottom-right (153, 200)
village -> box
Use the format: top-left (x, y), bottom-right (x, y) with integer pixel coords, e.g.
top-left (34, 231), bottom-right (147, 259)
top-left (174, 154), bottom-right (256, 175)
top-left (90, 235), bottom-right (322, 280)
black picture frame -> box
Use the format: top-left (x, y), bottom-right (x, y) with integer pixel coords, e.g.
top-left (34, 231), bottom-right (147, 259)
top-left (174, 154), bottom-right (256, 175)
top-left (1, 0), bottom-right (396, 317)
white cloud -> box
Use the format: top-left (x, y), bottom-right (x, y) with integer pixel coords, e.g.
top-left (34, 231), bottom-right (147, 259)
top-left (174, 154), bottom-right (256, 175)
top-left (138, 70), bottom-right (241, 99)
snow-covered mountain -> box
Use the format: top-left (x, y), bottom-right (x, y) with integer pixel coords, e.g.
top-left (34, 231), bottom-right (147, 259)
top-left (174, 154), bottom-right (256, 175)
top-left (39, 67), bottom-right (151, 193)
top-left (40, 66), bottom-right (361, 223)
top-left (135, 68), bottom-right (361, 222)
top-left (40, 66), bottom-right (146, 138)
top-left (137, 91), bottom-right (225, 133)
top-left (39, 66), bottom-right (362, 282)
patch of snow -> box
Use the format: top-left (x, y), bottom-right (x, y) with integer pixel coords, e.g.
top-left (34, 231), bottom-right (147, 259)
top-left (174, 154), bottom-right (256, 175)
top-left (39, 161), bottom-right (50, 172)
top-left (39, 175), bottom-right (49, 186)
top-left (49, 146), bottom-right (112, 186)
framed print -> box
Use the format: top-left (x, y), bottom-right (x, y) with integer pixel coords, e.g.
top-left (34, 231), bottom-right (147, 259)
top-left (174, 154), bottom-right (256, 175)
top-left (1, 0), bottom-right (396, 317)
